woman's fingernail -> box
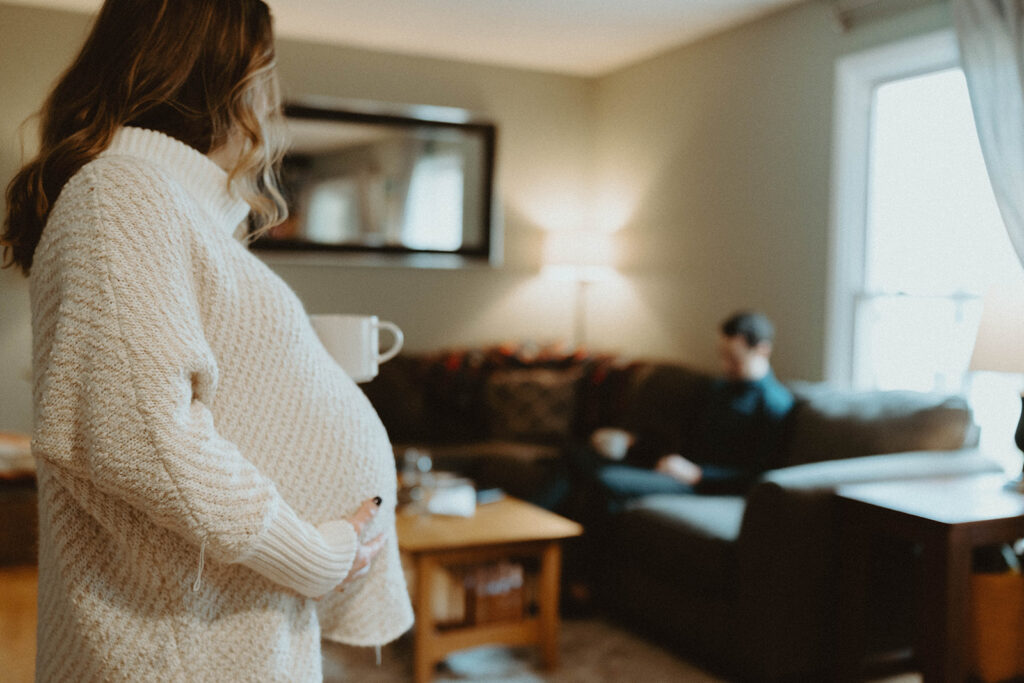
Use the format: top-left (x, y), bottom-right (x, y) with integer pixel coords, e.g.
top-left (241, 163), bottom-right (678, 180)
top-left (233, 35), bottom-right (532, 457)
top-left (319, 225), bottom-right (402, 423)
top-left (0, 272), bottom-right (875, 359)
top-left (374, 496), bottom-right (383, 506)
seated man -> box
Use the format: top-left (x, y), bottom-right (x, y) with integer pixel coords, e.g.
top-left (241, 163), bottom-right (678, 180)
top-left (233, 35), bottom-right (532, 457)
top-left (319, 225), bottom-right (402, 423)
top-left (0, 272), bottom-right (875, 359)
top-left (578, 311), bottom-right (795, 507)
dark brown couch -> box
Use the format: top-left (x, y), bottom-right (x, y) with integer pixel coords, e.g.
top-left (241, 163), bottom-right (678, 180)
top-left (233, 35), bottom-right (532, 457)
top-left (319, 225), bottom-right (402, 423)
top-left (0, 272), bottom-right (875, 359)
top-left (362, 344), bottom-right (635, 499)
top-left (364, 347), bottom-right (1000, 680)
top-left (603, 366), bottom-right (997, 680)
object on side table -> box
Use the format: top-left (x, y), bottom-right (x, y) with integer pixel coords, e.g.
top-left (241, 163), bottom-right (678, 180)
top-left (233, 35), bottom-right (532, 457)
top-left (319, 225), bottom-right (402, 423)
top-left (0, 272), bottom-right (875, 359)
top-left (969, 277), bottom-right (1024, 490)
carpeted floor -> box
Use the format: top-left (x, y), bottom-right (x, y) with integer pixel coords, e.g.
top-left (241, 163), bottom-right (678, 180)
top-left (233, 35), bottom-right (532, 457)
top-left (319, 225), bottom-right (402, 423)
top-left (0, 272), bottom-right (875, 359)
top-left (2, 565), bottom-right (921, 682)
top-left (322, 616), bottom-right (722, 682)
top-left (322, 616), bottom-right (924, 683)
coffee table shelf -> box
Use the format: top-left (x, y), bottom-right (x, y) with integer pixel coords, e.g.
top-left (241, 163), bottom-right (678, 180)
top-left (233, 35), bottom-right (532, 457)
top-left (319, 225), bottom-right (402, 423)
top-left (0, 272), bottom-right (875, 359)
top-left (397, 497), bottom-right (582, 683)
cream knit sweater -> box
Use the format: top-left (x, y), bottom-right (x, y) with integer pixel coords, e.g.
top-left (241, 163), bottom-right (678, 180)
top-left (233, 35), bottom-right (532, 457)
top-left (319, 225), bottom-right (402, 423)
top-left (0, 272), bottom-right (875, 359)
top-left (29, 126), bottom-right (413, 682)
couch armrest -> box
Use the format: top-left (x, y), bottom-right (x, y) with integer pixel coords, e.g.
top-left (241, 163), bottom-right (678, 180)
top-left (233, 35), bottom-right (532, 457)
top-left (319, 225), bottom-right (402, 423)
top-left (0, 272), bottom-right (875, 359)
top-left (731, 479), bottom-right (838, 676)
top-left (761, 448), bottom-right (1001, 491)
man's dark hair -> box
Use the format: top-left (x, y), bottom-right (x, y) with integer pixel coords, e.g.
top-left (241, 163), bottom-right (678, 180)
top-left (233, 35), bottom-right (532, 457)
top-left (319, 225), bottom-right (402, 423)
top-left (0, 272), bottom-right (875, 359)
top-left (721, 311), bottom-right (775, 347)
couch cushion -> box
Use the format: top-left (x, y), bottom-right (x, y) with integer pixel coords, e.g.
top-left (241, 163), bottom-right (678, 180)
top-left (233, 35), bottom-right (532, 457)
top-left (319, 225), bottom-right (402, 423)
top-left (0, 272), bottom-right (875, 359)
top-left (372, 345), bottom-right (617, 444)
top-left (614, 493), bottom-right (746, 596)
top-left (783, 383), bottom-right (975, 467)
top-left (621, 364), bottom-right (710, 432)
top-left (361, 356), bottom-right (430, 442)
top-left (485, 368), bottom-right (582, 442)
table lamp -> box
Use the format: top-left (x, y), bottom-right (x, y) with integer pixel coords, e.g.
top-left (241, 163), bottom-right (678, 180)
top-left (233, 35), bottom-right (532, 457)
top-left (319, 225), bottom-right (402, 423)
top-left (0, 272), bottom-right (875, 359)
top-left (969, 278), bottom-right (1024, 491)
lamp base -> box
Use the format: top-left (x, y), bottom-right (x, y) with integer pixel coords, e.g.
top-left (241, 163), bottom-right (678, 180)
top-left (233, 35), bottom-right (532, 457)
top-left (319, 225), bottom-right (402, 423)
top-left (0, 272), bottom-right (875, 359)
top-left (1010, 394), bottom-right (1024, 493)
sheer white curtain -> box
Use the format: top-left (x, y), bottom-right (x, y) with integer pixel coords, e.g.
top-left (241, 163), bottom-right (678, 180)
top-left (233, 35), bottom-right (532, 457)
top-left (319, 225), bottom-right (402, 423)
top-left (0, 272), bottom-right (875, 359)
top-left (953, 0), bottom-right (1024, 268)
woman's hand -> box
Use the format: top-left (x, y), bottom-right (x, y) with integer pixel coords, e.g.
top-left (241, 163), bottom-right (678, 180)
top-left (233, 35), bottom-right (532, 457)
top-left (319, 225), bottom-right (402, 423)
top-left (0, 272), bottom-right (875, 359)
top-left (318, 497), bottom-right (390, 597)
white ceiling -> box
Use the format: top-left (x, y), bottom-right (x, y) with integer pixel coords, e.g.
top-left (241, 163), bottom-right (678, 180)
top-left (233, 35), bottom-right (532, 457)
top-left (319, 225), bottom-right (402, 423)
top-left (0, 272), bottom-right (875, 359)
top-left (5, 0), bottom-right (805, 76)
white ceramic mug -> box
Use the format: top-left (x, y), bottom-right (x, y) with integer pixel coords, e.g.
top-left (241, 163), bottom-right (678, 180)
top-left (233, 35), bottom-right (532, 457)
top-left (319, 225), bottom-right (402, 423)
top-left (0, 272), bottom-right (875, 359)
top-left (590, 427), bottom-right (634, 461)
top-left (309, 314), bottom-right (404, 383)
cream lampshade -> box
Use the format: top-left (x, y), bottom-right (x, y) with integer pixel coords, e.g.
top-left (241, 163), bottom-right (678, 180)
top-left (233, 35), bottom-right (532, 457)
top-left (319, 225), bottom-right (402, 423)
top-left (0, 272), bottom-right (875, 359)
top-left (969, 279), bottom-right (1024, 374)
top-left (969, 277), bottom-right (1024, 490)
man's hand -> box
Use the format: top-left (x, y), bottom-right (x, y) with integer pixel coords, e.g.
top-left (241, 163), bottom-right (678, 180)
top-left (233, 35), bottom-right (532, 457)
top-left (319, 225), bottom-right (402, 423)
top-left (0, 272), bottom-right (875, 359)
top-left (590, 428), bottom-right (635, 461)
top-left (655, 454), bottom-right (703, 486)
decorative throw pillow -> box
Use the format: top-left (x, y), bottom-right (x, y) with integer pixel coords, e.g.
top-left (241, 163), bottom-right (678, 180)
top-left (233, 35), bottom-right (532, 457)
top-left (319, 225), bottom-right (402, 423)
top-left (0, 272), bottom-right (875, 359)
top-left (484, 368), bottom-right (582, 443)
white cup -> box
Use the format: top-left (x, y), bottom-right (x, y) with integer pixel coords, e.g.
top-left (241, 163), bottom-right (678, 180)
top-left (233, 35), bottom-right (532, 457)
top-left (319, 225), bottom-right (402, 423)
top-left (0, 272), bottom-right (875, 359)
top-left (591, 428), bottom-right (634, 461)
top-left (309, 314), bottom-right (404, 383)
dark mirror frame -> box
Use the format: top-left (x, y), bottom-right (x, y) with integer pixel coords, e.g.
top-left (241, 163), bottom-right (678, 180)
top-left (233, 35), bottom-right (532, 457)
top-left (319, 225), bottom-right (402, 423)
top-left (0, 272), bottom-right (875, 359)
top-left (248, 99), bottom-right (499, 265)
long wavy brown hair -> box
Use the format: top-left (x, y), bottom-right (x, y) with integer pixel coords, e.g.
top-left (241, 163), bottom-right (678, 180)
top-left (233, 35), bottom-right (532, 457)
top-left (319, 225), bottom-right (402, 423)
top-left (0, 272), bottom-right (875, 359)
top-left (2, 0), bottom-right (289, 276)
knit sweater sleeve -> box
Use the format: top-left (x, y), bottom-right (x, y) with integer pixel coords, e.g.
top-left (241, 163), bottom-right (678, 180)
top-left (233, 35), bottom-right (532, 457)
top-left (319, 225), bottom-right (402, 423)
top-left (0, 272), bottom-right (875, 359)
top-left (33, 161), bottom-right (356, 598)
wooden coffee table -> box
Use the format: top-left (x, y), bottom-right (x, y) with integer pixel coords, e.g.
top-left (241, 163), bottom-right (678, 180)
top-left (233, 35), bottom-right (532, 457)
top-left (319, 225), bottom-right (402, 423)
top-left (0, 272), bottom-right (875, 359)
top-left (836, 473), bottom-right (1024, 683)
top-left (396, 497), bottom-right (583, 683)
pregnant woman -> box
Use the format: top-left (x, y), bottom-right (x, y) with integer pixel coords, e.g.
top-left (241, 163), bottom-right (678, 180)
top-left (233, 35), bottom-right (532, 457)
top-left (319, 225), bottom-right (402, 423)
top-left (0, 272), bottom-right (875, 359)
top-left (1, 1), bottom-right (412, 680)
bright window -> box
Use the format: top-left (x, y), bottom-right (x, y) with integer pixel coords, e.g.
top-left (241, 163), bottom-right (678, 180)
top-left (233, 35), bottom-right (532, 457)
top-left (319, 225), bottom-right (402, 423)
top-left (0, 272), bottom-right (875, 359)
top-left (856, 67), bottom-right (1019, 393)
top-left (829, 31), bottom-right (1022, 472)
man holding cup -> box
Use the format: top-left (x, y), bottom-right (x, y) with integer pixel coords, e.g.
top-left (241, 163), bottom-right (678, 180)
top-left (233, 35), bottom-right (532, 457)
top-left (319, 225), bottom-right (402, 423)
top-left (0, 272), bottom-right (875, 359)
top-left (573, 311), bottom-right (795, 509)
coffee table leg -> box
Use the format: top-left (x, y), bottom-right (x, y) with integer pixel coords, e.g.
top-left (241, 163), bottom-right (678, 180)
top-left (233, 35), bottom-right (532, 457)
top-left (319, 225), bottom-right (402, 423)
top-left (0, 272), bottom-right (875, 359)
top-left (538, 541), bottom-right (562, 670)
top-left (414, 554), bottom-right (438, 683)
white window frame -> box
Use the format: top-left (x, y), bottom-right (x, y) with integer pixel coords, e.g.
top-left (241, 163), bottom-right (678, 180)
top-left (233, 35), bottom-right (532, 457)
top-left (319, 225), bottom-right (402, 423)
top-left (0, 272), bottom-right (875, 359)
top-left (825, 29), bottom-right (961, 387)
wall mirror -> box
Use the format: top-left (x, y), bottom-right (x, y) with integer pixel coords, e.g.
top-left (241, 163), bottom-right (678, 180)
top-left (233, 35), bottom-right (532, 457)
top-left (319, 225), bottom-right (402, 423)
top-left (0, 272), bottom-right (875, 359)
top-left (249, 99), bottom-right (499, 265)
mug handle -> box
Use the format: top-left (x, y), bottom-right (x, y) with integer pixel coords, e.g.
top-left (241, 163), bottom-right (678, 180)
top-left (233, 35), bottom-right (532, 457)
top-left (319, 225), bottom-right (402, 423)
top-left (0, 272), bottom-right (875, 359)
top-left (375, 321), bottom-right (404, 363)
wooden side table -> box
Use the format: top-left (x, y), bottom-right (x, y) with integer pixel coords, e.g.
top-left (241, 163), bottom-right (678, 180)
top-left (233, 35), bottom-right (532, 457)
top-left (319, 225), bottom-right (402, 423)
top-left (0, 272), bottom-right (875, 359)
top-left (836, 474), bottom-right (1024, 683)
top-left (396, 497), bottom-right (583, 683)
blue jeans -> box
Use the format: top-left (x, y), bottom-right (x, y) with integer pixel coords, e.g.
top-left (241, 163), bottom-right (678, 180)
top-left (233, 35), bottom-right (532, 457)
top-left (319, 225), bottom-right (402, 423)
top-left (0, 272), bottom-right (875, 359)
top-left (565, 446), bottom-right (695, 517)
top-left (595, 464), bottom-right (694, 499)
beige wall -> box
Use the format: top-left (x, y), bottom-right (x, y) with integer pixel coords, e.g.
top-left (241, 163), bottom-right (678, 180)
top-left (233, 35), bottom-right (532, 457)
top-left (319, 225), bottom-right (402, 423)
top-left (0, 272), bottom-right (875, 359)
top-left (0, 7), bottom-right (93, 434)
top-left (592, 0), bottom-right (952, 380)
top-left (0, 1), bottom-right (952, 433)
